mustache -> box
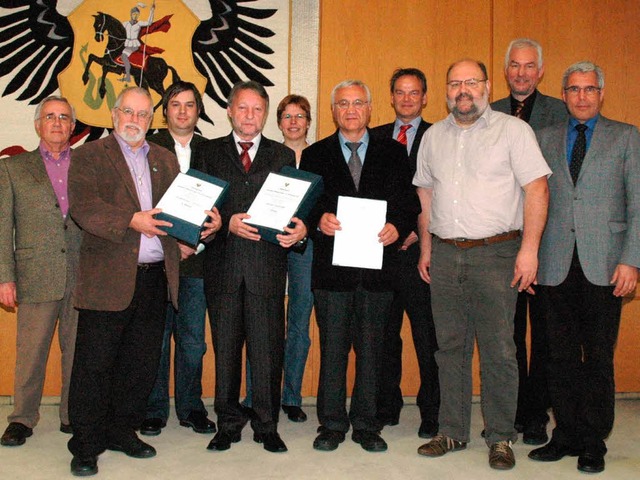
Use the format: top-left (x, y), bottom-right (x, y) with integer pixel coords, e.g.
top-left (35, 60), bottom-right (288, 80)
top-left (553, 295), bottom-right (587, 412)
top-left (455, 92), bottom-right (474, 102)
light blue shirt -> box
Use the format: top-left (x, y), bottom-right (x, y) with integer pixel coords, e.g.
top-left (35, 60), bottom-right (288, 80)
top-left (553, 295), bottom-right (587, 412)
top-left (338, 130), bottom-right (369, 165)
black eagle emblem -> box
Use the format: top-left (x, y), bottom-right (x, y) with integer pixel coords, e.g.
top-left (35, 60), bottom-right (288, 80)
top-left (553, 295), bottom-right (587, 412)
top-left (0, 0), bottom-right (277, 143)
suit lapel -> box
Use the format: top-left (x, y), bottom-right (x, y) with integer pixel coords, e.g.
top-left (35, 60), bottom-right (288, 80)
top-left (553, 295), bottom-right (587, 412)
top-left (577, 116), bottom-right (609, 184)
top-left (105, 134), bottom-right (142, 210)
top-left (223, 133), bottom-right (247, 174)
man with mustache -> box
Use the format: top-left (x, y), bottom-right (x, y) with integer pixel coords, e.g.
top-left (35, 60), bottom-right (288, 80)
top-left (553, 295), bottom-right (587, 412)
top-left (491, 39), bottom-right (568, 445)
top-left (413, 59), bottom-right (551, 470)
top-left (66, 86), bottom-right (220, 476)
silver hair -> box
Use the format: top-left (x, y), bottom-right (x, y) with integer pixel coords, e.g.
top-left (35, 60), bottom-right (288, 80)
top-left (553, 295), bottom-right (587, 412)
top-left (113, 86), bottom-right (153, 110)
top-left (504, 38), bottom-right (543, 70)
top-left (562, 61), bottom-right (605, 89)
top-left (330, 80), bottom-right (372, 105)
top-left (34, 96), bottom-right (76, 123)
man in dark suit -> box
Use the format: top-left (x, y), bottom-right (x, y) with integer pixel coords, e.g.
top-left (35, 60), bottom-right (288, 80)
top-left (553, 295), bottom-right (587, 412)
top-left (194, 81), bottom-right (307, 454)
top-left (370, 67), bottom-right (439, 439)
top-left (140, 81), bottom-right (216, 437)
top-left (529, 61), bottom-right (639, 474)
top-left (0, 96), bottom-right (80, 446)
top-left (300, 79), bottom-right (420, 453)
top-left (491, 38), bottom-right (567, 445)
top-left (66, 87), bottom-right (220, 476)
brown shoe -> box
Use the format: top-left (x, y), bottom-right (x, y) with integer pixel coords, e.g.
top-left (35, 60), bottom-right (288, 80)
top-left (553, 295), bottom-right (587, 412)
top-left (417, 434), bottom-right (467, 457)
top-left (489, 441), bottom-right (515, 470)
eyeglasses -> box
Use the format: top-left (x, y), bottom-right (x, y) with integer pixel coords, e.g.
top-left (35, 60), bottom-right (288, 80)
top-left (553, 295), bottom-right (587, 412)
top-left (117, 107), bottom-right (151, 120)
top-left (334, 99), bottom-right (369, 110)
top-left (39, 113), bottom-right (73, 123)
top-left (281, 113), bottom-right (307, 120)
top-left (446, 78), bottom-right (487, 89)
top-left (563, 86), bottom-right (601, 96)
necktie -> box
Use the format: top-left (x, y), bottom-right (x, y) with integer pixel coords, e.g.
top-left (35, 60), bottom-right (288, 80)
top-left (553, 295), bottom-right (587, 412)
top-left (397, 124), bottom-right (411, 146)
top-left (345, 141), bottom-right (363, 190)
top-left (238, 141), bottom-right (253, 173)
top-left (513, 101), bottom-right (525, 119)
top-left (570, 124), bottom-right (588, 184)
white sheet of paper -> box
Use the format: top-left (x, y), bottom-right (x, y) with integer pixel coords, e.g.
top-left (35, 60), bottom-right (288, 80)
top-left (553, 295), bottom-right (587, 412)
top-left (243, 172), bottom-right (311, 230)
top-left (155, 172), bottom-right (224, 225)
top-left (333, 196), bottom-right (387, 270)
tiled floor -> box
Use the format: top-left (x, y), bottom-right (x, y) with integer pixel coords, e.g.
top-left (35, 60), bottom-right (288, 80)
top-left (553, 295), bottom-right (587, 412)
top-left (0, 399), bottom-right (638, 479)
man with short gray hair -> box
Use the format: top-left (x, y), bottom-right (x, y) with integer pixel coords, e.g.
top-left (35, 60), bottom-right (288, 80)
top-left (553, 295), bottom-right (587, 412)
top-left (491, 37), bottom-right (567, 446)
top-left (0, 96), bottom-right (80, 447)
top-left (529, 61), bottom-right (640, 474)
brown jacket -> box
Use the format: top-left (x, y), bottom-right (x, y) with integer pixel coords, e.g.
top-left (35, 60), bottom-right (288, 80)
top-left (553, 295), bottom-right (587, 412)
top-left (69, 133), bottom-right (180, 311)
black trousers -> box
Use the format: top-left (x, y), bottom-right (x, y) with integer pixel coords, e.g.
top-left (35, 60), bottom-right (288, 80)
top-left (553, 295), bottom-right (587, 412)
top-left (377, 242), bottom-right (440, 424)
top-left (315, 286), bottom-right (392, 433)
top-left (68, 267), bottom-right (168, 458)
top-left (209, 281), bottom-right (285, 435)
top-left (513, 290), bottom-right (550, 426)
top-left (537, 250), bottom-right (622, 457)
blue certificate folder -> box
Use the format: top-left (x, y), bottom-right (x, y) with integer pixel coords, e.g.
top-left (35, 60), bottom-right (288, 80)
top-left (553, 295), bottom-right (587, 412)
top-left (155, 168), bottom-right (229, 246)
top-left (246, 166), bottom-right (324, 245)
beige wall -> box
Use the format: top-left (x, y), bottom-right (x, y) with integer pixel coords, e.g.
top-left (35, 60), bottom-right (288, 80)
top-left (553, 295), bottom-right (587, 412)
top-left (1, 0), bottom-right (639, 398)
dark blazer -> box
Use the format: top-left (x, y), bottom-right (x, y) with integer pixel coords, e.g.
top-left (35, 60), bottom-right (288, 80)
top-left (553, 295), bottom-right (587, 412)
top-left (370, 118), bottom-right (432, 174)
top-left (491, 90), bottom-right (568, 131)
top-left (0, 149), bottom-right (82, 303)
top-left (147, 129), bottom-right (208, 278)
top-left (69, 133), bottom-right (181, 311)
top-left (193, 133), bottom-right (296, 298)
top-left (536, 115), bottom-right (640, 286)
top-left (299, 129), bottom-right (421, 292)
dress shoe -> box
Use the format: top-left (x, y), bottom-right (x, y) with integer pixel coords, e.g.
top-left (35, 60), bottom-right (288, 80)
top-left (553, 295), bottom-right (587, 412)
top-left (206, 431), bottom-right (241, 451)
top-left (1, 422), bottom-right (33, 447)
top-left (528, 441), bottom-right (582, 462)
top-left (418, 419), bottom-right (438, 439)
top-left (418, 434), bottom-right (467, 457)
top-left (377, 414), bottom-right (399, 427)
top-left (523, 420), bottom-right (549, 446)
top-left (313, 426), bottom-right (345, 451)
top-left (282, 405), bottom-right (307, 423)
top-left (253, 431), bottom-right (288, 453)
top-left (140, 418), bottom-right (165, 436)
top-left (60, 423), bottom-right (73, 434)
top-left (70, 456), bottom-right (98, 477)
top-left (180, 411), bottom-right (217, 434)
top-left (108, 436), bottom-right (156, 458)
top-left (352, 430), bottom-right (387, 452)
top-left (577, 452), bottom-right (605, 473)
top-left (489, 441), bottom-right (516, 470)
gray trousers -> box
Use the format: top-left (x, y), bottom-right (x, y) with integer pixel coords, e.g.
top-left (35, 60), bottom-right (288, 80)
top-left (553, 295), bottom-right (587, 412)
top-left (430, 237), bottom-right (519, 445)
top-left (8, 286), bottom-right (77, 428)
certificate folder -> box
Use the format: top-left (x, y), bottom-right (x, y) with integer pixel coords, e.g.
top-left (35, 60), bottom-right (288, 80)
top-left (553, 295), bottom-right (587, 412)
top-left (244, 165), bottom-right (324, 245)
top-left (155, 168), bottom-right (229, 246)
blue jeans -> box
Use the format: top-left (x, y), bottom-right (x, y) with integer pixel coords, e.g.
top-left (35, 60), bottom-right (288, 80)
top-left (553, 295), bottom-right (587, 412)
top-left (430, 237), bottom-right (519, 445)
top-left (146, 276), bottom-right (208, 421)
top-left (244, 240), bottom-right (314, 407)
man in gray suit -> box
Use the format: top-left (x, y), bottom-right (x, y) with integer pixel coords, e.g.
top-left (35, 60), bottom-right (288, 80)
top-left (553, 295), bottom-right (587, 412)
top-left (0, 96), bottom-right (80, 446)
top-left (491, 38), bottom-right (567, 445)
top-left (529, 61), bottom-right (640, 474)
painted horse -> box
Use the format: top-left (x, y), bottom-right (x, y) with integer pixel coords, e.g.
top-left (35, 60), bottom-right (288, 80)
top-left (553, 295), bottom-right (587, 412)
top-left (82, 11), bottom-right (179, 110)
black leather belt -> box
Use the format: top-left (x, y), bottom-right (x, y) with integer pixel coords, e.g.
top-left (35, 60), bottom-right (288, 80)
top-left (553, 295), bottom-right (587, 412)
top-left (436, 230), bottom-right (521, 249)
top-left (137, 261), bottom-right (165, 270)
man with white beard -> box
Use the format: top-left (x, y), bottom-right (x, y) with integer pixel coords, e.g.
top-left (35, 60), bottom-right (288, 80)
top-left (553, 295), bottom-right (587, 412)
top-left (66, 86), bottom-right (221, 476)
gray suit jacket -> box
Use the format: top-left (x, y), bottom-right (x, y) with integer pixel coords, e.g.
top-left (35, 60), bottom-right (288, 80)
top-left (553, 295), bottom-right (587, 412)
top-left (491, 90), bottom-right (567, 131)
top-left (0, 149), bottom-right (81, 303)
top-left (536, 116), bottom-right (640, 286)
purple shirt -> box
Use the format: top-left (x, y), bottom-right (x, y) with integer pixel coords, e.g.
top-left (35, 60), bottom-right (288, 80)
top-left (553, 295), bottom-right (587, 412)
top-left (39, 142), bottom-right (71, 217)
top-left (114, 133), bottom-right (164, 263)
